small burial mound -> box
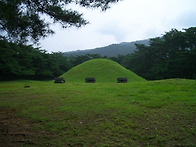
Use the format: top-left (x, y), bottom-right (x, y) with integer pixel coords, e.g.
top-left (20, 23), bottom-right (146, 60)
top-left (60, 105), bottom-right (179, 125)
top-left (61, 59), bottom-right (146, 83)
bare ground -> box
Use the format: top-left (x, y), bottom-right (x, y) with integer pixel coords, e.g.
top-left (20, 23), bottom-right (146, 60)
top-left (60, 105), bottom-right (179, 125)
top-left (0, 108), bottom-right (39, 146)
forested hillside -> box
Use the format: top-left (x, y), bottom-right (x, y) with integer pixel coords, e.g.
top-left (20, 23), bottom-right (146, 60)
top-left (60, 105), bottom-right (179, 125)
top-left (115, 27), bottom-right (196, 80)
top-left (64, 40), bottom-right (149, 57)
top-left (1, 27), bottom-right (196, 81)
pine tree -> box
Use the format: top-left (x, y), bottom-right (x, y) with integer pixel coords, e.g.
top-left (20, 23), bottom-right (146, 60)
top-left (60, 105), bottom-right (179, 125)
top-left (0, 0), bottom-right (120, 43)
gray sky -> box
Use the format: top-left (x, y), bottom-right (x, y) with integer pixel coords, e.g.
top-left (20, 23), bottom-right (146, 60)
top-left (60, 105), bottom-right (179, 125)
top-left (40, 0), bottom-right (196, 53)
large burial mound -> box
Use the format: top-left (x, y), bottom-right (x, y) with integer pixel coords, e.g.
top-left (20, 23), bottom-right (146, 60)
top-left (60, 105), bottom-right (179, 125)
top-left (61, 59), bottom-right (146, 83)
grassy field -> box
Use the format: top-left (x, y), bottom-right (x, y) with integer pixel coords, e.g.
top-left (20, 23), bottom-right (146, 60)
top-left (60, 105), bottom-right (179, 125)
top-left (0, 79), bottom-right (196, 146)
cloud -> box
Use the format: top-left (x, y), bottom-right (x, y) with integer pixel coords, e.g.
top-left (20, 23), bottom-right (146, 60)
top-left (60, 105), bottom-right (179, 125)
top-left (40, 23), bottom-right (117, 52)
top-left (174, 10), bottom-right (196, 28)
top-left (40, 0), bottom-right (196, 52)
top-left (98, 20), bottom-right (127, 42)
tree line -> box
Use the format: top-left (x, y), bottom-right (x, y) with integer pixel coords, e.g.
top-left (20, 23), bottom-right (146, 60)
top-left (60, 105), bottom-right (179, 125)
top-left (0, 40), bottom-right (66, 80)
top-left (115, 27), bottom-right (196, 80)
top-left (0, 27), bottom-right (196, 81)
top-left (0, 40), bottom-right (102, 80)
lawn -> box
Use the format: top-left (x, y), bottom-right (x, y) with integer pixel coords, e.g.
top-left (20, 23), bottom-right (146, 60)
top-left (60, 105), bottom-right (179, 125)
top-left (0, 79), bottom-right (196, 146)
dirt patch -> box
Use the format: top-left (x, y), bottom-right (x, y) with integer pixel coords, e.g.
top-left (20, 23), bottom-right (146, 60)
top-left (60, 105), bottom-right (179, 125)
top-left (0, 108), bottom-right (39, 146)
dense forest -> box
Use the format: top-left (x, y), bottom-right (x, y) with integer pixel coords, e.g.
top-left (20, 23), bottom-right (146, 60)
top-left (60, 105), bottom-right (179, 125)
top-left (118, 27), bottom-right (196, 80)
top-left (0, 27), bottom-right (196, 81)
top-left (0, 40), bottom-right (103, 80)
top-left (0, 40), bottom-right (69, 80)
top-left (120, 27), bottom-right (196, 80)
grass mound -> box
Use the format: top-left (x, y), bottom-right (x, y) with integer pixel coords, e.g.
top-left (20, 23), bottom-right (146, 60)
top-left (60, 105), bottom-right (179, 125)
top-left (61, 59), bottom-right (146, 83)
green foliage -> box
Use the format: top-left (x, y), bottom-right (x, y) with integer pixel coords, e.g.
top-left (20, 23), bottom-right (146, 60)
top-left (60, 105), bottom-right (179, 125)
top-left (67, 54), bottom-right (103, 67)
top-left (61, 58), bottom-right (146, 83)
top-left (0, 79), bottom-right (195, 146)
top-left (0, 39), bottom-right (111, 80)
top-left (1, 27), bottom-right (196, 81)
top-left (0, 0), bottom-right (120, 43)
top-left (0, 39), bottom-right (69, 80)
top-left (64, 27), bottom-right (196, 80)
top-left (116, 27), bottom-right (196, 80)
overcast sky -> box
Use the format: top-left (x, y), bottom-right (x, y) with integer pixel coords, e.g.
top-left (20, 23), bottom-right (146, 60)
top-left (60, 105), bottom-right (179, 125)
top-left (40, 0), bottom-right (196, 53)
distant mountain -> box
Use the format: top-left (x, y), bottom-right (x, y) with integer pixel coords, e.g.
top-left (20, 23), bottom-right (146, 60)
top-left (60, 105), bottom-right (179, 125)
top-left (63, 39), bottom-right (149, 57)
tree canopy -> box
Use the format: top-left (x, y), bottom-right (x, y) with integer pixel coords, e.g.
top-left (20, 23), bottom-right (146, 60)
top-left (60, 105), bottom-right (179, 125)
top-left (116, 27), bottom-right (196, 80)
top-left (0, 39), bottom-right (103, 80)
top-left (1, 26), bottom-right (195, 81)
top-left (0, 0), bottom-right (120, 43)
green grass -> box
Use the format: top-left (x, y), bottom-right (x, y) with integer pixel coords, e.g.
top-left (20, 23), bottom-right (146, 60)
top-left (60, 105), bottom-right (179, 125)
top-left (0, 79), bottom-right (195, 146)
top-left (61, 59), bottom-right (146, 83)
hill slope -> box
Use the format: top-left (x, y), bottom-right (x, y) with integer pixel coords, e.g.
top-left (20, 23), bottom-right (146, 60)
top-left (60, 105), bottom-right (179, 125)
top-left (64, 39), bottom-right (149, 57)
top-left (61, 59), bottom-right (146, 83)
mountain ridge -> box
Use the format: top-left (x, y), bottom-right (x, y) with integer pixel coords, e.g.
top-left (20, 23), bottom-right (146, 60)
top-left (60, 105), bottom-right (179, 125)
top-left (64, 39), bottom-right (149, 57)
